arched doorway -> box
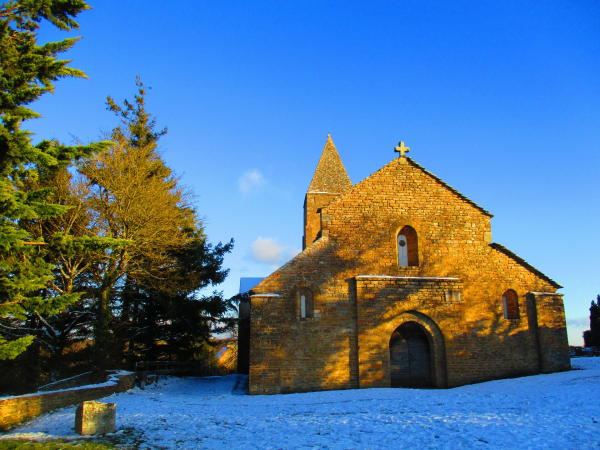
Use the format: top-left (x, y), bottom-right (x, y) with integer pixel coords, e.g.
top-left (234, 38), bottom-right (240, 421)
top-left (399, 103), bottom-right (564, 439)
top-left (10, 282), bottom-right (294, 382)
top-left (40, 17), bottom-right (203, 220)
top-left (389, 321), bottom-right (432, 388)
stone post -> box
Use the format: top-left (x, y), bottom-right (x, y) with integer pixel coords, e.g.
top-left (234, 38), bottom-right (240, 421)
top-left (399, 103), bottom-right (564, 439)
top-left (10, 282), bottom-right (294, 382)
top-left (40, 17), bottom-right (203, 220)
top-left (74, 401), bottom-right (116, 435)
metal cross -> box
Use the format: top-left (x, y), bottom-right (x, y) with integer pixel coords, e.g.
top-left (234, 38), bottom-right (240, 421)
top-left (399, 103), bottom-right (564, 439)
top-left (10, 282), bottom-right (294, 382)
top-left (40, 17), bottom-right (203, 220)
top-left (394, 141), bottom-right (410, 158)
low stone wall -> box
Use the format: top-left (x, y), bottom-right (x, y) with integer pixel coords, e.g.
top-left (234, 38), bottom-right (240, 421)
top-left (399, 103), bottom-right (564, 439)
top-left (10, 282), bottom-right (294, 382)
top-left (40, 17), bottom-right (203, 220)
top-left (0, 371), bottom-right (134, 431)
top-left (38, 371), bottom-right (98, 392)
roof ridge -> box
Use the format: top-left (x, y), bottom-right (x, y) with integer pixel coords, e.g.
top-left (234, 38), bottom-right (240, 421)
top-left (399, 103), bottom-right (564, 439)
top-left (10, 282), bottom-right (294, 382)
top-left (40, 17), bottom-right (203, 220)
top-left (322, 156), bottom-right (494, 219)
top-left (407, 157), bottom-right (493, 217)
top-left (490, 243), bottom-right (562, 289)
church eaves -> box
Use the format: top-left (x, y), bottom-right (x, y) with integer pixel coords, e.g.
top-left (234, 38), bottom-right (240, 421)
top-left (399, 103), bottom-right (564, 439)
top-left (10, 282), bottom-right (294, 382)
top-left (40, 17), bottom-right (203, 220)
top-left (307, 135), bottom-right (353, 194)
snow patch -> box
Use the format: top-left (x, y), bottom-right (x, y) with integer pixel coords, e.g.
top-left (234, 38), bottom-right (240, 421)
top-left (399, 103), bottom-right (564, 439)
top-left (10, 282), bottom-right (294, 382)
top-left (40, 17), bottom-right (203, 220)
top-left (2, 359), bottom-right (599, 449)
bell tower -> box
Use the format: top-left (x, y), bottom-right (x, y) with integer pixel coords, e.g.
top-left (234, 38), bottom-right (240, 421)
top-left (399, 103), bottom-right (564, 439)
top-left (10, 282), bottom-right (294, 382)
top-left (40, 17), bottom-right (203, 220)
top-left (303, 135), bottom-right (353, 249)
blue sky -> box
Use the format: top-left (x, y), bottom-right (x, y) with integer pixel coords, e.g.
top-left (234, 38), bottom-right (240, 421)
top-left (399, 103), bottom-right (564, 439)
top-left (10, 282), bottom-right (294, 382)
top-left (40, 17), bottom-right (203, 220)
top-left (31, 1), bottom-right (599, 345)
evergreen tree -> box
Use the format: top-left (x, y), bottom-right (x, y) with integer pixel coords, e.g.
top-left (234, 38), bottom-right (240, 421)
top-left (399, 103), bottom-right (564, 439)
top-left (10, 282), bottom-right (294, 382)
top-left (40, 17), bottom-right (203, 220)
top-left (1, 166), bottom-right (122, 377)
top-left (583, 295), bottom-right (600, 348)
top-left (0, 0), bottom-right (109, 359)
top-left (80, 78), bottom-right (233, 370)
top-left (129, 236), bottom-right (235, 363)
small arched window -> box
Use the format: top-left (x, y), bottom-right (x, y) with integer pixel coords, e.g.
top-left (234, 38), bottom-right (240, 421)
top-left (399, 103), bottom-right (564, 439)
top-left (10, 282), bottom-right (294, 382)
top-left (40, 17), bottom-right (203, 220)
top-left (398, 225), bottom-right (419, 267)
top-left (297, 288), bottom-right (314, 319)
top-left (502, 289), bottom-right (519, 319)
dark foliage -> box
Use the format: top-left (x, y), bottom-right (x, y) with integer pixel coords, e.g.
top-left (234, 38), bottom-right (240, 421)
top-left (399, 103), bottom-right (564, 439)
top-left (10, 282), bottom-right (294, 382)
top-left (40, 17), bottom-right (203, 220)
top-left (0, 0), bottom-right (110, 360)
top-left (583, 295), bottom-right (600, 348)
top-left (0, 79), bottom-right (237, 394)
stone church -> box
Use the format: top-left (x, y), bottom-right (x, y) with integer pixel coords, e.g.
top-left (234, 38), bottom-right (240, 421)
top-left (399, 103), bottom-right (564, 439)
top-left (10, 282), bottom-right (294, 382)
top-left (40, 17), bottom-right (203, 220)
top-left (242, 135), bottom-right (570, 395)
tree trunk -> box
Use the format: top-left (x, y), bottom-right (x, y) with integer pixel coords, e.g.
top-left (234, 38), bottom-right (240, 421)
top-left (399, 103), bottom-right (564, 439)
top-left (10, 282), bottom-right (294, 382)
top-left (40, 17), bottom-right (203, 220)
top-left (94, 287), bottom-right (111, 373)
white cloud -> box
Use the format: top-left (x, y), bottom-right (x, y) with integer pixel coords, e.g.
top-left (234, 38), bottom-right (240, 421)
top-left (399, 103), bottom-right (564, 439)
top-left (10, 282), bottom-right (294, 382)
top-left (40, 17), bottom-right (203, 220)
top-left (249, 239), bottom-right (302, 270)
top-left (567, 316), bottom-right (590, 329)
top-left (238, 170), bottom-right (265, 197)
top-left (250, 237), bottom-right (284, 264)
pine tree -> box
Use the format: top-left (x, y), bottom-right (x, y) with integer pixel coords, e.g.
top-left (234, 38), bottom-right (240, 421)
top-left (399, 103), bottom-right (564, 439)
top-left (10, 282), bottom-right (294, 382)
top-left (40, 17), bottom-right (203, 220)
top-left (130, 236), bottom-right (235, 363)
top-left (80, 78), bottom-right (234, 370)
top-left (583, 295), bottom-right (600, 348)
top-left (0, 0), bottom-right (109, 359)
top-left (1, 166), bottom-right (123, 378)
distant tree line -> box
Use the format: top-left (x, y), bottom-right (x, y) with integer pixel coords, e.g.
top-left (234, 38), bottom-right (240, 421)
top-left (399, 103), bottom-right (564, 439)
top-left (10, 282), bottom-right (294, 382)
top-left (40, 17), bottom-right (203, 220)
top-left (0, 1), bottom-right (237, 394)
top-left (583, 295), bottom-right (600, 348)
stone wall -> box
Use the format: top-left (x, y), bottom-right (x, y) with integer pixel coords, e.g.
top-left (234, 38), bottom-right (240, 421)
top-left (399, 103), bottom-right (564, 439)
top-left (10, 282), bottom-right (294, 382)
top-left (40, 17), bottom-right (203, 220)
top-left (38, 371), bottom-right (97, 392)
top-left (249, 236), bottom-right (359, 395)
top-left (528, 292), bottom-right (571, 373)
top-left (355, 276), bottom-right (463, 389)
top-left (249, 156), bottom-right (570, 394)
top-left (0, 371), bottom-right (134, 431)
top-left (303, 192), bottom-right (337, 249)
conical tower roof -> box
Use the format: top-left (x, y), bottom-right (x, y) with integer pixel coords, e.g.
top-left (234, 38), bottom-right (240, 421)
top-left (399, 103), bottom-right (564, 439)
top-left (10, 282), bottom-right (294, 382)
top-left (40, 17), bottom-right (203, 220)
top-left (308, 135), bottom-right (353, 194)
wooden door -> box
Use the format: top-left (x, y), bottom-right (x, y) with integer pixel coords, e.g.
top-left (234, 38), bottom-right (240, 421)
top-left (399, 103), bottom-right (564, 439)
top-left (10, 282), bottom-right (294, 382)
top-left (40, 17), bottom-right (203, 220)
top-left (390, 322), bottom-right (432, 388)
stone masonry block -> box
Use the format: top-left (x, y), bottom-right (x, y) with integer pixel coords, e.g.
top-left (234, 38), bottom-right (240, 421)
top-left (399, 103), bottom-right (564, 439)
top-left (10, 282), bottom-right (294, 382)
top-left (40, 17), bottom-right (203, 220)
top-left (75, 401), bottom-right (116, 435)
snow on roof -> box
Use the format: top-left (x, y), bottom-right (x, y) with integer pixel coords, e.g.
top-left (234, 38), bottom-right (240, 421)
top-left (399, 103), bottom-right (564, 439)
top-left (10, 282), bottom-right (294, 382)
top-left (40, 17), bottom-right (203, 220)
top-left (529, 291), bottom-right (563, 296)
top-left (356, 275), bottom-right (461, 281)
top-left (250, 293), bottom-right (280, 298)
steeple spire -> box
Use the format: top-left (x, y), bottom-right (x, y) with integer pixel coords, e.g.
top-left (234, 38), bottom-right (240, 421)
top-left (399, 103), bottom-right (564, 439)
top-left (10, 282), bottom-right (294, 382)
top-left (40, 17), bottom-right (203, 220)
top-left (303, 135), bottom-right (353, 250)
top-left (308, 135), bottom-right (352, 194)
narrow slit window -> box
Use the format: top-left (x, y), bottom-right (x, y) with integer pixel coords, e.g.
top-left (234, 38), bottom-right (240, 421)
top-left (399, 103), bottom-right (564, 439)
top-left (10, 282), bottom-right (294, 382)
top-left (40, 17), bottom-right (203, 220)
top-left (298, 288), bottom-right (314, 319)
top-left (502, 289), bottom-right (519, 319)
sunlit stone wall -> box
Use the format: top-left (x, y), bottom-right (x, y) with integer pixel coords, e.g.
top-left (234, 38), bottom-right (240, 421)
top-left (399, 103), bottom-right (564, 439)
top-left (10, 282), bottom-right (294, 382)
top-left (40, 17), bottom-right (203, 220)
top-left (248, 156), bottom-right (570, 394)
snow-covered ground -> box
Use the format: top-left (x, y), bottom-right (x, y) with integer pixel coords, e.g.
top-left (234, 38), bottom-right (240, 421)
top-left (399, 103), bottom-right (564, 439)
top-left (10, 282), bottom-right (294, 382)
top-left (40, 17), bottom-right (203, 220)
top-left (2, 358), bottom-right (599, 449)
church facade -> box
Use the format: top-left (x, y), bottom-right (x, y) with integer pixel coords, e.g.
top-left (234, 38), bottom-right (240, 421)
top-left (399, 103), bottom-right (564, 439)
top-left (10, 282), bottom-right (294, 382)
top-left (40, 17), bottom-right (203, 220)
top-left (245, 136), bottom-right (570, 395)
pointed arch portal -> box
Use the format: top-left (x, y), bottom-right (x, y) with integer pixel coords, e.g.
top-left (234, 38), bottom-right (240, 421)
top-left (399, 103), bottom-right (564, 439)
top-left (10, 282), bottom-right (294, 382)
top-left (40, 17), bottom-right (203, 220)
top-left (389, 321), bottom-right (433, 388)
